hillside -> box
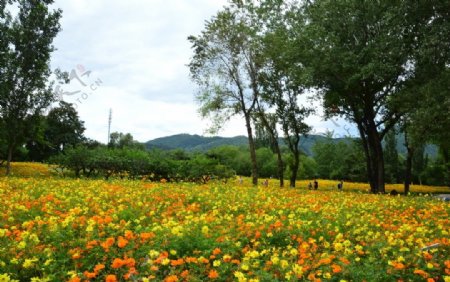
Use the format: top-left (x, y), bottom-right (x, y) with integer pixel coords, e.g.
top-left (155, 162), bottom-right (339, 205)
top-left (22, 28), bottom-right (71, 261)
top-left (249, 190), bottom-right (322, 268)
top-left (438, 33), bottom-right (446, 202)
top-left (145, 133), bottom-right (346, 155)
top-left (145, 133), bottom-right (438, 157)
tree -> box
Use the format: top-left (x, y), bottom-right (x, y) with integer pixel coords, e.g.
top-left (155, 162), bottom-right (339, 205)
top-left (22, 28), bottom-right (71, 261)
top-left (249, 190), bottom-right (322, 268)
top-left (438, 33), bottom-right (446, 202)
top-left (0, 0), bottom-right (62, 174)
top-left (27, 101), bottom-right (85, 161)
top-left (188, 5), bottom-right (262, 185)
top-left (108, 132), bottom-right (144, 150)
top-left (293, 0), bottom-right (441, 193)
top-left (257, 3), bottom-right (312, 188)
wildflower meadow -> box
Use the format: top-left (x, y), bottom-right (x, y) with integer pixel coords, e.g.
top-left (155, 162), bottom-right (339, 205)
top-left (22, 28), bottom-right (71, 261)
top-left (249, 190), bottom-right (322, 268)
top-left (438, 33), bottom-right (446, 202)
top-left (0, 164), bottom-right (449, 281)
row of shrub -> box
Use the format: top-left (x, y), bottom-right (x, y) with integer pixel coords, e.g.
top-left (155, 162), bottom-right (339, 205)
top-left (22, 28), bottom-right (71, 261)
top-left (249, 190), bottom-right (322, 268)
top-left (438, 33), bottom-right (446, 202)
top-left (49, 146), bottom-right (235, 183)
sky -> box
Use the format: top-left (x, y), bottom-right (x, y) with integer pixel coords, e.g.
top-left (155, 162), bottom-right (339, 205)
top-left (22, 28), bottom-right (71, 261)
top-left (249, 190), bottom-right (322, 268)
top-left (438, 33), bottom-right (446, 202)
top-left (48, 0), bottom-right (355, 143)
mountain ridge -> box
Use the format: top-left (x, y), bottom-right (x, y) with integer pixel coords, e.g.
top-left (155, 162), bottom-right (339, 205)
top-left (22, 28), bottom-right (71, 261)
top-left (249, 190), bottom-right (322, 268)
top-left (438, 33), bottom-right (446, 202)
top-left (144, 133), bottom-right (438, 157)
top-left (145, 133), bottom-right (344, 155)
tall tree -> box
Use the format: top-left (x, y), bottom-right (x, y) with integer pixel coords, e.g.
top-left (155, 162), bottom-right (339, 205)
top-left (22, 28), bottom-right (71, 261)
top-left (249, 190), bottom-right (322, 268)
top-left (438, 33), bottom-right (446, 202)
top-left (0, 0), bottom-right (62, 174)
top-left (188, 4), bottom-right (262, 185)
top-left (248, 0), bottom-right (312, 188)
top-left (292, 0), bottom-right (440, 193)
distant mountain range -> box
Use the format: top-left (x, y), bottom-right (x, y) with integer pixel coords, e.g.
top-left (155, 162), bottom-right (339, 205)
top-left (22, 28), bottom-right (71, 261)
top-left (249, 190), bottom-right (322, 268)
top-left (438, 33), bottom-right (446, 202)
top-left (145, 134), bottom-right (346, 155)
top-left (145, 133), bottom-right (438, 157)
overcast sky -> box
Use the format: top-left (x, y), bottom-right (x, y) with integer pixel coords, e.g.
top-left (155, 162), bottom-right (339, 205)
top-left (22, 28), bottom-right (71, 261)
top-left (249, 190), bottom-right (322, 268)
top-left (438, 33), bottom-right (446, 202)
top-left (49, 0), bottom-right (355, 143)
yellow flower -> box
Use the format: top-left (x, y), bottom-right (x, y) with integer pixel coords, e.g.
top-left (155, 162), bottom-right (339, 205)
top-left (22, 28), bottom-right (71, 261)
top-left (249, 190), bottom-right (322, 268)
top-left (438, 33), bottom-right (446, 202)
top-left (23, 258), bottom-right (38, 269)
top-left (0, 273), bottom-right (19, 282)
top-left (292, 264), bottom-right (303, 276)
top-left (426, 262), bottom-right (434, 269)
top-left (213, 260), bottom-right (221, 267)
top-left (290, 248), bottom-right (298, 256)
top-left (241, 263), bottom-right (250, 271)
top-left (17, 241), bottom-right (27, 249)
top-left (149, 250), bottom-right (159, 258)
top-left (30, 278), bottom-right (50, 282)
top-left (161, 258), bottom-right (170, 265)
top-left (271, 256), bottom-right (280, 265)
top-left (280, 260), bottom-right (289, 269)
top-left (10, 258), bottom-right (19, 265)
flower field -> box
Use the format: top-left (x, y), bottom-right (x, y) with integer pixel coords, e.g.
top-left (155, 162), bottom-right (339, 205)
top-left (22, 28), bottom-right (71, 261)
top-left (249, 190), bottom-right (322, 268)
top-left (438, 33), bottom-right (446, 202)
top-left (0, 176), bottom-right (449, 282)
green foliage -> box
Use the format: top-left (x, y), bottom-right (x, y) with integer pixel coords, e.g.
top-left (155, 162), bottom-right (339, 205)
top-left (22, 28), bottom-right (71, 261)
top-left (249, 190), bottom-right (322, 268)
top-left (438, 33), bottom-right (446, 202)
top-left (50, 146), bottom-right (235, 183)
top-left (26, 101), bottom-right (86, 161)
top-left (0, 0), bottom-right (62, 174)
top-left (312, 137), bottom-right (367, 182)
top-left (109, 131), bottom-right (144, 150)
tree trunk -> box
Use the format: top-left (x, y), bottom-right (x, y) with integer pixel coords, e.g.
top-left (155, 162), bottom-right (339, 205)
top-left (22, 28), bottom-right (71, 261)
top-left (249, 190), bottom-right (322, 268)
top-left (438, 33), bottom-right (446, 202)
top-left (357, 121), bottom-right (385, 193)
top-left (245, 114), bottom-right (258, 186)
top-left (6, 144), bottom-right (14, 176)
top-left (357, 123), bottom-right (376, 192)
top-left (405, 147), bottom-right (413, 195)
top-left (404, 130), bottom-right (413, 195)
top-left (290, 150), bottom-right (299, 188)
top-left (274, 142), bottom-right (284, 187)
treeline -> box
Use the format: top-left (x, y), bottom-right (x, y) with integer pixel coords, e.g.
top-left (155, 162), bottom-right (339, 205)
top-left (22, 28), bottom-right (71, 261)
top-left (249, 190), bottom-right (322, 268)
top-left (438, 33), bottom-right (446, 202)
top-left (49, 146), bottom-right (234, 183)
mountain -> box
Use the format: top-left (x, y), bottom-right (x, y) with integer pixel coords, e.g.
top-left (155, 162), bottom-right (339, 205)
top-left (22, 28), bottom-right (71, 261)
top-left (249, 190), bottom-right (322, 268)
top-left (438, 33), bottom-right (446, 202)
top-left (145, 133), bottom-right (345, 155)
top-left (145, 134), bottom-right (248, 151)
top-left (145, 133), bottom-right (438, 157)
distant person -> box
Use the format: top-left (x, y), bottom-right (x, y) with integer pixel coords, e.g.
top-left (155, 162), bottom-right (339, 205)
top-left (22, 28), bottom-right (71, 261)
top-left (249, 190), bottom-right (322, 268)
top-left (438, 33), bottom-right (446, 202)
top-left (390, 189), bottom-right (398, 196)
top-left (263, 179), bottom-right (268, 187)
top-left (314, 179), bottom-right (318, 190)
top-left (337, 180), bottom-right (343, 191)
top-left (239, 176), bottom-right (243, 185)
top-left (308, 182), bottom-right (313, 190)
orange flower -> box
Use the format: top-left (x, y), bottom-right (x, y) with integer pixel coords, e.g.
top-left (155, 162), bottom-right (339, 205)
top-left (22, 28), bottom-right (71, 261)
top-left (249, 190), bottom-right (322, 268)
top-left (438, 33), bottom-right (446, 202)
top-left (86, 240), bottom-right (98, 249)
top-left (83, 271), bottom-right (97, 279)
top-left (117, 236), bottom-right (129, 248)
top-left (105, 275), bottom-right (118, 282)
top-left (124, 230), bottom-right (134, 240)
top-left (318, 258), bottom-right (332, 265)
top-left (140, 232), bottom-right (155, 241)
top-left (171, 258), bottom-right (184, 266)
top-left (423, 252), bottom-right (433, 260)
top-left (68, 277), bottom-right (81, 282)
top-left (123, 267), bottom-right (138, 280)
top-left (71, 253), bottom-right (81, 260)
top-left (427, 278), bottom-right (435, 282)
top-left (208, 270), bottom-right (219, 279)
top-left (413, 269), bottom-right (429, 278)
top-left (331, 264), bottom-right (342, 273)
top-left (111, 258), bottom-right (125, 269)
top-left (94, 264), bottom-right (105, 273)
top-left (180, 270), bottom-right (189, 278)
top-left (212, 248), bottom-right (221, 255)
top-left (445, 260), bottom-right (450, 268)
top-left (101, 237), bottom-right (115, 251)
top-left (164, 275), bottom-right (178, 282)
top-left (125, 257), bottom-right (136, 268)
top-left (340, 257), bottom-right (350, 265)
top-left (393, 262), bottom-right (405, 270)
top-left (185, 257), bottom-right (198, 263)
